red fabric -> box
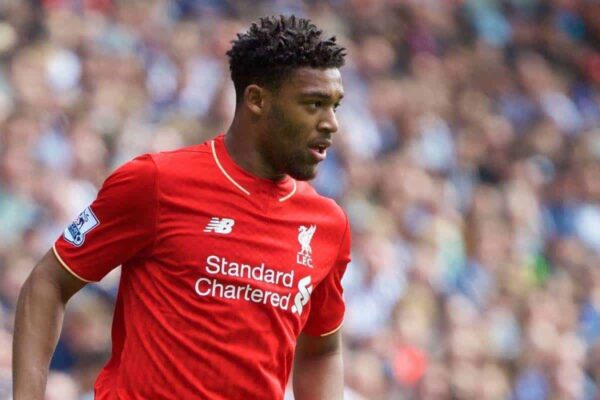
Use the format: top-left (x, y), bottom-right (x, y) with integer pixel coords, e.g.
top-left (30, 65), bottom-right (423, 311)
top-left (393, 345), bottom-right (427, 386)
top-left (42, 0), bottom-right (113, 12)
top-left (584, 52), bottom-right (600, 83)
top-left (54, 134), bottom-right (350, 400)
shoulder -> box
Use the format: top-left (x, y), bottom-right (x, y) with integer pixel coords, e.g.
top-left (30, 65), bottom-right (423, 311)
top-left (132, 139), bottom-right (221, 183)
top-left (294, 181), bottom-right (348, 227)
top-left (149, 141), bottom-right (212, 168)
top-left (107, 139), bottom-right (216, 189)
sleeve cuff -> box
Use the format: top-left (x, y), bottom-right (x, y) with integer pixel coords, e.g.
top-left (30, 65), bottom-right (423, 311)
top-left (304, 320), bottom-right (344, 337)
top-left (320, 321), bottom-right (344, 337)
top-left (52, 244), bottom-right (95, 283)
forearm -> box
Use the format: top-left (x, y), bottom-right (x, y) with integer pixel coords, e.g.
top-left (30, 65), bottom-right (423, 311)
top-left (293, 350), bottom-right (343, 400)
top-left (12, 273), bottom-right (67, 400)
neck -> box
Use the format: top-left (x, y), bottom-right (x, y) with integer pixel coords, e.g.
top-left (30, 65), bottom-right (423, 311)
top-left (225, 114), bottom-right (285, 181)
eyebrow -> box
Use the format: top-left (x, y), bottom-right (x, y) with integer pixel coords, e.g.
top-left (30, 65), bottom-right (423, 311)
top-left (300, 91), bottom-right (344, 102)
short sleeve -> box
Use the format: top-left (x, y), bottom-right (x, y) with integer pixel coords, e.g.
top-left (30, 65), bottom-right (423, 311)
top-left (302, 215), bottom-right (351, 336)
top-left (53, 154), bottom-right (157, 282)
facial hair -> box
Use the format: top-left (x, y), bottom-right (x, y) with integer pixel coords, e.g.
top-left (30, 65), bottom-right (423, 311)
top-left (261, 103), bottom-right (317, 181)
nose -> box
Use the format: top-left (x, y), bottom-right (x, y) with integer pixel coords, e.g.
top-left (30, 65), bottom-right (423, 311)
top-left (317, 108), bottom-right (339, 134)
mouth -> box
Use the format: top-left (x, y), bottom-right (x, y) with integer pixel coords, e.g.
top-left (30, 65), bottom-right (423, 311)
top-left (308, 140), bottom-right (331, 162)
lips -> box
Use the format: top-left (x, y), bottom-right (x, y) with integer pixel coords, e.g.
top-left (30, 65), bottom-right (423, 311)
top-left (308, 139), bottom-right (331, 162)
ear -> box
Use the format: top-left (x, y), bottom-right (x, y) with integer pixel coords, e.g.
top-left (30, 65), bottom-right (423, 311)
top-left (244, 84), bottom-right (268, 116)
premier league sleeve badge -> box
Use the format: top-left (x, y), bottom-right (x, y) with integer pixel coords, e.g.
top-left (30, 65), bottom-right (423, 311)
top-left (63, 207), bottom-right (100, 247)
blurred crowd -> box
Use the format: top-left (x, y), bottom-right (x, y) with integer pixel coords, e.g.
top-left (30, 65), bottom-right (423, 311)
top-left (2, 0), bottom-right (600, 399)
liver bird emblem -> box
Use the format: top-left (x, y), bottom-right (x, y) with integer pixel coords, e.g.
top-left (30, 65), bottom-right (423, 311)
top-left (298, 225), bottom-right (317, 256)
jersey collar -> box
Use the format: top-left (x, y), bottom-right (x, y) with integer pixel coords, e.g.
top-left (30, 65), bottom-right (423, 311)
top-left (211, 134), bottom-right (297, 202)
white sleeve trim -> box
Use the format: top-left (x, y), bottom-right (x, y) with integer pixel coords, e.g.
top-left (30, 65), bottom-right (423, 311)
top-left (320, 321), bottom-right (344, 337)
top-left (52, 244), bottom-right (94, 283)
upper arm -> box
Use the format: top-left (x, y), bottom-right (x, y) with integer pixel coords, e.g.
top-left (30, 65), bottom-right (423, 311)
top-left (26, 249), bottom-right (87, 304)
top-left (295, 329), bottom-right (342, 359)
top-left (53, 154), bottom-right (157, 282)
top-left (302, 214), bottom-right (351, 337)
top-left (293, 330), bottom-right (344, 399)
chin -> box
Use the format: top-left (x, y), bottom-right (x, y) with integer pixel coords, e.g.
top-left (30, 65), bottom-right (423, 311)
top-left (287, 165), bottom-right (318, 181)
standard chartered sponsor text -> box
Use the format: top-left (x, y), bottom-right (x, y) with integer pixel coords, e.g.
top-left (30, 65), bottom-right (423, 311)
top-left (195, 255), bottom-right (310, 314)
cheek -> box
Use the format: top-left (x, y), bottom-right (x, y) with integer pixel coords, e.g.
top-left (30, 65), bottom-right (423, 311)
top-left (277, 105), bottom-right (316, 133)
top-left (286, 118), bottom-right (315, 146)
top-left (271, 124), bottom-right (305, 149)
top-left (266, 105), bottom-right (314, 152)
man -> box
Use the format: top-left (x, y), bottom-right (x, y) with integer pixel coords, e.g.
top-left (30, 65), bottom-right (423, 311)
top-left (13, 15), bottom-right (350, 400)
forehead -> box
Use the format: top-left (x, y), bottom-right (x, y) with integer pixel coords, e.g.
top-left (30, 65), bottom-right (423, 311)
top-left (283, 67), bottom-right (344, 98)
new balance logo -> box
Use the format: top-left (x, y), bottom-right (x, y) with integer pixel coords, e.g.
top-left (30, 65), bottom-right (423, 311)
top-left (204, 217), bottom-right (235, 234)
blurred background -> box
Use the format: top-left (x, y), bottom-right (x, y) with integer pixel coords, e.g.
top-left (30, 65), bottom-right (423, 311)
top-left (2, 0), bottom-right (600, 399)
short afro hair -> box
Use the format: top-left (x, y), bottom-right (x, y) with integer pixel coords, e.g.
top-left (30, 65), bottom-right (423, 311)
top-left (227, 15), bottom-right (346, 103)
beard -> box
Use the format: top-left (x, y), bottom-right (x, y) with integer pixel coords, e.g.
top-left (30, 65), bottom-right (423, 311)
top-left (260, 105), bottom-right (319, 181)
top-left (259, 134), bottom-right (318, 181)
top-left (283, 151), bottom-right (317, 181)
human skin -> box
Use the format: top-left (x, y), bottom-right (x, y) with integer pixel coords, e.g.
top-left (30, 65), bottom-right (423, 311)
top-left (13, 67), bottom-right (346, 400)
top-left (225, 67), bottom-right (344, 181)
top-left (13, 250), bottom-right (85, 399)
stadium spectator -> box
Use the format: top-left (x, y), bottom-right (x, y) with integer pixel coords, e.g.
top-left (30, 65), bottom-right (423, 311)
top-left (2, 1), bottom-right (600, 398)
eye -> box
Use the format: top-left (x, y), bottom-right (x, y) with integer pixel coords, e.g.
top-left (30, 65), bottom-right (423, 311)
top-left (306, 101), bottom-right (322, 112)
top-left (333, 103), bottom-right (341, 113)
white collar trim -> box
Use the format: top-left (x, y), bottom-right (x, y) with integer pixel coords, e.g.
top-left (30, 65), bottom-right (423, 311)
top-left (211, 140), bottom-right (296, 202)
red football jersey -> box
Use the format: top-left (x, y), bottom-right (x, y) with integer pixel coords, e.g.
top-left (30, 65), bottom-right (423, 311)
top-left (53, 134), bottom-right (351, 399)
